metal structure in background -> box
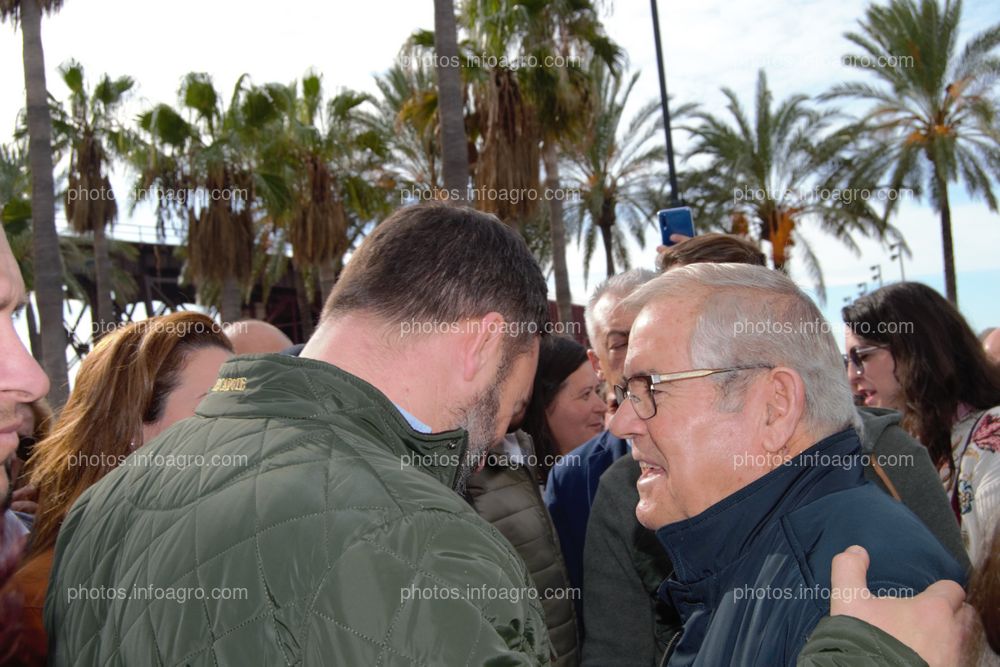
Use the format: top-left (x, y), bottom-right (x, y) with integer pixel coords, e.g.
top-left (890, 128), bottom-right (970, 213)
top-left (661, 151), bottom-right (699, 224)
top-left (650, 0), bottom-right (681, 207)
top-left (54, 227), bottom-right (591, 370)
top-left (889, 242), bottom-right (906, 281)
top-left (52, 227), bottom-right (315, 371)
top-left (870, 264), bottom-right (883, 288)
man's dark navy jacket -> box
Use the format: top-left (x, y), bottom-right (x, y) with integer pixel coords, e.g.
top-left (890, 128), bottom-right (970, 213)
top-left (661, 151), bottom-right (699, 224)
top-left (656, 428), bottom-right (967, 666)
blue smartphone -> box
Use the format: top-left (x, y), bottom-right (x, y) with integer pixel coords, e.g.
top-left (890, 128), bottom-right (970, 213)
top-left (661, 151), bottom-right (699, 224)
top-left (658, 207), bottom-right (695, 246)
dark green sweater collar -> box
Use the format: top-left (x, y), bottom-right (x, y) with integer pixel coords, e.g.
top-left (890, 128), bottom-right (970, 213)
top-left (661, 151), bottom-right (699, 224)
top-left (198, 353), bottom-right (470, 490)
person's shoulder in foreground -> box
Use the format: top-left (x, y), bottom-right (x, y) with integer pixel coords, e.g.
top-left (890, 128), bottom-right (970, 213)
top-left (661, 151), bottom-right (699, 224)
top-left (787, 436), bottom-right (967, 602)
top-left (657, 429), bottom-right (966, 667)
top-left (45, 203), bottom-right (554, 666)
top-left (799, 543), bottom-right (979, 667)
top-left (798, 616), bottom-right (928, 666)
top-left (46, 355), bottom-right (548, 666)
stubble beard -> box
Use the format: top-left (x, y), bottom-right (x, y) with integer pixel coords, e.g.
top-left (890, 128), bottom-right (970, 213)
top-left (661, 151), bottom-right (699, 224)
top-left (452, 379), bottom-right (502, 499)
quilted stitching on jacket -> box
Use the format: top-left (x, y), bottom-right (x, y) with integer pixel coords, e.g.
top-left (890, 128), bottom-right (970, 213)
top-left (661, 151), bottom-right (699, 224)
top-left (45, 355), bottom-right (551, 666)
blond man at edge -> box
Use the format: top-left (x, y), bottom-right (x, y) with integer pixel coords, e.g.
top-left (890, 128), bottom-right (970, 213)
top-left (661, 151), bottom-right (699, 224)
top-left (0, 230), bottom-right (50, 524)
top-left (610, 263), bottom-right (966, 665)
top-left (0, 228), bottom-right (50, 660)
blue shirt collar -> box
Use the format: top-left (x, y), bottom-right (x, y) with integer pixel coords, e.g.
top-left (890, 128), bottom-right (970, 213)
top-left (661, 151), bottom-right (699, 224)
top-left (394, 403), bottom-right (432, 434)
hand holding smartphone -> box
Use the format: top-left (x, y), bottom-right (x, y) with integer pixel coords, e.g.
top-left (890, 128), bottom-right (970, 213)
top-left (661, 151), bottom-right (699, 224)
top-left (658, 207), bottom-right (695, 246)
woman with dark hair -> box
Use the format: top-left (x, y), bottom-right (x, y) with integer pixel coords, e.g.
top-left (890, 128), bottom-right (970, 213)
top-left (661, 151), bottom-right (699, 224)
top-left (522, 335), bottom-right (607, 484)
top-left (842, 282), bottom-right (1000, 567)
top-left (1, 311), bottom-right (233, 665)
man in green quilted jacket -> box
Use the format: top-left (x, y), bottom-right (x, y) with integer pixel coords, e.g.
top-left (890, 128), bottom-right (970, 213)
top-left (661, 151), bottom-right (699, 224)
top-left (45, 203), bottom-right (554, 665)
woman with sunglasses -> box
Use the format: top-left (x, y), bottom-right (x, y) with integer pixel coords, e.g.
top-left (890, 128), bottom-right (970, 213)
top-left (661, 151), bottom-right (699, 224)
top-left (842, 282), bottom-right (1000, 567)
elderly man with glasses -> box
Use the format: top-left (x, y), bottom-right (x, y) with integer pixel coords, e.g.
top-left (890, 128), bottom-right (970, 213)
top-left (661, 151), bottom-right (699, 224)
top-left (609, 263), bottom-right (966, 666)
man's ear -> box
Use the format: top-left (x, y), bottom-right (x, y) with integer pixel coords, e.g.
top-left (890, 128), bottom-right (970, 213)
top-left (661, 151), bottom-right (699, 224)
top-left (462, 313), bottom-right (505, 383)
top-left (759, 367), bottom-right (806, 454)
top-left (587, 349), bottom-right (605, 381)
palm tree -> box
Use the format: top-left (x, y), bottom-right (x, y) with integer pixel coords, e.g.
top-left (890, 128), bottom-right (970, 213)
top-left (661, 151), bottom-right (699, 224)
top-left (260, 73), bottom-right (393, 318)
top-left (375, 61), bottom-right (441, 190)
top-left (52, 60), bottom-right (134, 334)
top-left (399, 27), bottom-right (539, 229)
top-left (823, 0), bottom-right (1000, 305)
top-left (2, 143), bottom-right (136, 358)
top-left (1, 0), bottom-right (69, 406)
top-left (682, 70), bottom-right (899, 299)
top-left (134, 73), bottom-right (274, 323)
top-left (518, 1), bottom-right (620, 323)
top-left (564, 66), bottom-right (681, 281)
top-left (461, 0), bottom-right (620, 319)
top-left (433, 0), bottom-right (470, 200)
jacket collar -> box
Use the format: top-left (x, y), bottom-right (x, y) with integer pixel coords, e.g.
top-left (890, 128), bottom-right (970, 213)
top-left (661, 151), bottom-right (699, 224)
top-left (655, 428), bottom-right (865, 587)
top-left (197, 354), bottom-right (470, 490)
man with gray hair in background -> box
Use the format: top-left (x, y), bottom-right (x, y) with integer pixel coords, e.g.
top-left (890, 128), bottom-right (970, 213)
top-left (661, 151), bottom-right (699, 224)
top-left (610, 263), bottom-right (965, 665)
top-left (543, 268), bottom-right (655, 599)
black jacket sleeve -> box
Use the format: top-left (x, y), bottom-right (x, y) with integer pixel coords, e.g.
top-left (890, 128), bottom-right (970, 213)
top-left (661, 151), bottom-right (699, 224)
top-left (581, 457), bottom-right (677, 666)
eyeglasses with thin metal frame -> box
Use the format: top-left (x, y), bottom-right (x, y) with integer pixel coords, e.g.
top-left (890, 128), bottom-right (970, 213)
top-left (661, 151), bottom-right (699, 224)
top-left (842, 345), bottom-right (887, 376)
top-left (613, 364), bottom-right (773, 420)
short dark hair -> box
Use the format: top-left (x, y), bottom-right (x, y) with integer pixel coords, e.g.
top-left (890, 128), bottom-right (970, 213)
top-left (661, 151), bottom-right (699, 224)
top-left (658, 233), bottom-right (767, 271)
top-left (323, 203), bottom-right (549, 351)
top-left (842, 282), bottom-right (1000, 472)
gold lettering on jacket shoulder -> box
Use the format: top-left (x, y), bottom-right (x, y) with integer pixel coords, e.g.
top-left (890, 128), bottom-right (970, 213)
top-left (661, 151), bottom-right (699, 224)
top-left (211, 377), bottom-right (247, 392)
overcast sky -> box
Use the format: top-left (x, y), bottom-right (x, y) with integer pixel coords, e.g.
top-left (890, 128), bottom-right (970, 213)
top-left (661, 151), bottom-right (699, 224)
top-left (2, 0), bottom-right (998, 336)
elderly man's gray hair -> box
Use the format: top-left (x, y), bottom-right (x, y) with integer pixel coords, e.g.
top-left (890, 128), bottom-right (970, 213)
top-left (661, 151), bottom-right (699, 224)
top-left (625, 263), bottom-right (859, 434)
top-left (584, 268), bottom-right (657, 346)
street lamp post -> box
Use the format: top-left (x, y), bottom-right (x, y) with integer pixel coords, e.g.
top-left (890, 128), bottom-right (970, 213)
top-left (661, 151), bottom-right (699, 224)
top-left (870, 264), bottom-right (883, 288)
top-left (889, 243), bottom-right (906, 281)
top-left (650, 0), bottom-right (681, 207)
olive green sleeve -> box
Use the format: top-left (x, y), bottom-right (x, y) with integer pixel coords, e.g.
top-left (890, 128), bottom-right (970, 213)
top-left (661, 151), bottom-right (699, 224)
top-left (797, 616), bottom-right (928, 666)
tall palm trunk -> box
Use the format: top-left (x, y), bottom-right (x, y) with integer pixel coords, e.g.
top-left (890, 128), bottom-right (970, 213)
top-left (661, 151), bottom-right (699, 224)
top-left (294, 269), bottom-right (315, 341)
top-left (219, 277), bottom-right (242, 324)
top-left (92, 223), bottom-right (114, 335)
top-left (599, 199), bottom-right (616, 277)
top-left (319, 259), bottom-right (341, 305)
top-left (20, 0), bottom-right (68, 407)
top-left (936, 176), bottom-right (957, 305)
top-left (433, 0), bottom-right (470, 202)
top-left (599, 224), bottom-right (615, 278)
top-left (543, 141), bottom-right (572, 324)
top-left (25, 298), bottom-right (40, 360)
